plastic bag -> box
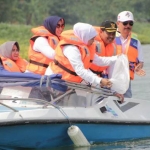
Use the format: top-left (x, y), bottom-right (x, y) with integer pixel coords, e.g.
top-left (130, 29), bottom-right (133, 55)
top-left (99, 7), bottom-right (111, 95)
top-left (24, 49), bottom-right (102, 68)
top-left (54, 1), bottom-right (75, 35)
top-left (108, 54), bottom-right (129, 94)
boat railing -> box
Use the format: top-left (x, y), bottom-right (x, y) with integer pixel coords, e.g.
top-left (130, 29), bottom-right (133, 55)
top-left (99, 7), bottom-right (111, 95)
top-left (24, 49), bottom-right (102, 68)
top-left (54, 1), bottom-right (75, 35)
top-left (0, 95), bottom-right (72, 124)
top-left (0, 80), bottom-right (114, 111)
top-left (49, 80), bottom-right (114, 105)
top-left (54, 80), bottom-right (114, 96)
top-left (0, 97), bottom-right (54, 111)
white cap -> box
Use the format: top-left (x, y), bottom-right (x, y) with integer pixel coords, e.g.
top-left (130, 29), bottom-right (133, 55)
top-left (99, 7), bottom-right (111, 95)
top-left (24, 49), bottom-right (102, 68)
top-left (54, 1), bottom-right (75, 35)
top-left (117, 11), bottom-right (134, 22)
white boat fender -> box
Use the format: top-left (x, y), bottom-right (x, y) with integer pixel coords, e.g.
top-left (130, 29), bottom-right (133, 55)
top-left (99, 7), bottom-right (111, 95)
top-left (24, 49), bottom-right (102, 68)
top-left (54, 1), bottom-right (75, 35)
top-left (67, 125), bottom-right (91, 147)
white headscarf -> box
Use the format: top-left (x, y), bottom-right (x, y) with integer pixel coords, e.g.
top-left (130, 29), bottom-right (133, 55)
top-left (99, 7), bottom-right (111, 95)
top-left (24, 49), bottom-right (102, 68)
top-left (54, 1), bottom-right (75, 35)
top-left (0, 41), bottom-right (20, 59)
top-left (73, 22), bottom-right (97, 45)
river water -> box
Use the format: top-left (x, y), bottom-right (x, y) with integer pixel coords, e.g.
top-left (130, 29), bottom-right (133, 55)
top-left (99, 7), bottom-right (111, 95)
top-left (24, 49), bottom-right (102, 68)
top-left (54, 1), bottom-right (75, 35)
top-left (132, 44), bottom-right (150, 100)
top-left (51, 45), bottom-right (150, 150)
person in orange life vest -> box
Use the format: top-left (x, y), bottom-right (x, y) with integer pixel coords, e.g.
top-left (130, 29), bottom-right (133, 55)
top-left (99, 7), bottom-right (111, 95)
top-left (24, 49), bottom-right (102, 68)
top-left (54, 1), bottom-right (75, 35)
top-left (91, 21), bottom-right (124, 101)
top-left (45, 22), bottom-right (119, 88)
top-left (91, 20), bottom-right (117, 77)
top-left (115, 11), bottom-right (145, 98)
top-left (0, 41), bottom-right (28, 72)
top-left (25, 16), bottom-right (65, 75)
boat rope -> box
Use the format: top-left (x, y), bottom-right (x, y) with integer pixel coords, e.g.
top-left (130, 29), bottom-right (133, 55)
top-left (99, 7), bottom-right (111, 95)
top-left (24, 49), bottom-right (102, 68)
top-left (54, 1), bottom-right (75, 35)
top-left (0, 101), bottom-right (24, 119)
top-left (0, 97), bottom-right (72, 125)
top-left (57, 106), bottom-right (72, 126)
top-left (0, 102), bottom-right (18, 112)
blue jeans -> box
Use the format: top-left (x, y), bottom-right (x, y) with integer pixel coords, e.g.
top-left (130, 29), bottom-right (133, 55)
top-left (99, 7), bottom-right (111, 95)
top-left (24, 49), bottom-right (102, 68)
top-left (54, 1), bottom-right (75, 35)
top-left (124, 80), bottom-right (132, 98)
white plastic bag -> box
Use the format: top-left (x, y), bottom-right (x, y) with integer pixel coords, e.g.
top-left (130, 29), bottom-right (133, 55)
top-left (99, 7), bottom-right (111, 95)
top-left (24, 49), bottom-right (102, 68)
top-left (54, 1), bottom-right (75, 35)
top-left (108, 54), bottom-right (129, 94)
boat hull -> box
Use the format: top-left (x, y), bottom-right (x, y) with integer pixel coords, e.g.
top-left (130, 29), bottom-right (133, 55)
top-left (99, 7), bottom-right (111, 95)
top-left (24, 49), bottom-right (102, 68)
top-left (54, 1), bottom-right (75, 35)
top-left (0, 121), bottom-right (150, 149)
top-left (1, 95), bottom-right (150, 149)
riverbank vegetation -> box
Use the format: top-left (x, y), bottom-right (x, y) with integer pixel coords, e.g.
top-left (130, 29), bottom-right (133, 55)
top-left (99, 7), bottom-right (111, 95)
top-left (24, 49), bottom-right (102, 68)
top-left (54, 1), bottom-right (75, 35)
top-left (0, 22), bottom-right (149, 59)
top-left (0, 0), bottom-right (150, 59)
top-left (0, 23), bottom-right (73, 59)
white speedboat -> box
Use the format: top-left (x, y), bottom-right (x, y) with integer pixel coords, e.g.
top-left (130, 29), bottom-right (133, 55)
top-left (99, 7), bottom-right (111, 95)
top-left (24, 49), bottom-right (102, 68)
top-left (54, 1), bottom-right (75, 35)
top-left (0, 76), bottom-right (150, 149)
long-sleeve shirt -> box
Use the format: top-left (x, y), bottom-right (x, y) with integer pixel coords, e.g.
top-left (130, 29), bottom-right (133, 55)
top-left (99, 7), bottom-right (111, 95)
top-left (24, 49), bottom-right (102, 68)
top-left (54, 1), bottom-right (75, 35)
top-left (33, 37), bottom-right (55, 59)
top-left (25, 37), bottom-right (56, 73)
top-left (45, 45), bottom-right (117, 85)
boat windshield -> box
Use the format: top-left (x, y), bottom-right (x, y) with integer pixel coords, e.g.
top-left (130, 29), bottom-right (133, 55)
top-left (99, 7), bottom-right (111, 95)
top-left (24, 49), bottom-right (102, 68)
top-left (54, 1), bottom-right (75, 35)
top-left (0, 83), bottom-right (111, 108)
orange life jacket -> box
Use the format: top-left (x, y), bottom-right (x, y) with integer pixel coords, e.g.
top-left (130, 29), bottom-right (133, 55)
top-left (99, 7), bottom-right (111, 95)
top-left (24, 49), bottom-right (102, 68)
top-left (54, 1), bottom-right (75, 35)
top-left (115, 36), bottom-right (139, 80)
top-left (26, 26), bottom-right (59, 75)
top-left (15, 58), bottom-right (28, 72)
top-left (50, 30), bottom-right (95, 83)
top-left (89, 26), bottom-right (116, 76)
top-left (0, 55), bottom-right (21, 72)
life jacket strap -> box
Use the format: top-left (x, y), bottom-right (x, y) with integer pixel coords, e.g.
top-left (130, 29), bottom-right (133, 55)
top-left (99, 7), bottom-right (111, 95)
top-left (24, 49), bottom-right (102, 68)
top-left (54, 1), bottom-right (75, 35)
top-left (29, 60), bottom-right (48, 68)
top-left (54, 59), bottom-right (78, 76)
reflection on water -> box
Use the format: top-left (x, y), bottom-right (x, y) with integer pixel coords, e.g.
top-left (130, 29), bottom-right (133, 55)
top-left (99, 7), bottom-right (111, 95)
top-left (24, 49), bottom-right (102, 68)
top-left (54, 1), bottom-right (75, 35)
top-left (44, 139), bottom-right (150, 150)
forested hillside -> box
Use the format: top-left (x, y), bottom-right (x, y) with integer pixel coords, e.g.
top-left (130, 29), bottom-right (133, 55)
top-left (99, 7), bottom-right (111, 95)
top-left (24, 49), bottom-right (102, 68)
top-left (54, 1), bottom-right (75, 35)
top-left (0, 0), bottom-right (149, 59)
top-left (0, 0), bottom-right (150, 25)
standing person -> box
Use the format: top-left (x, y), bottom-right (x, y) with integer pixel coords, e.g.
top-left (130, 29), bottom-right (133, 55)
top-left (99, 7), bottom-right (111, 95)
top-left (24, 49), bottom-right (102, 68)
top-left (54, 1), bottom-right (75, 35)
top-left (26, 16), bottom-right (65, 75)
top-left (90, 20), bottom-right (117, 77)
top-left (115, 11), bottom-right (145, 98)
top-left (0, 41), bottom-right (28, 72)
top-left (45, 22), bottom-right (118, 88)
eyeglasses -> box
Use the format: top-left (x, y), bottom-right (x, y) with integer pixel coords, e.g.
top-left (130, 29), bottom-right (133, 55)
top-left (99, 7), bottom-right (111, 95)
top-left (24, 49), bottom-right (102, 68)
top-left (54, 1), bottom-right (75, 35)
top-left (122, 21), bottom-right (134, 26)
top-left (56, 24), bottom-right (65, 28)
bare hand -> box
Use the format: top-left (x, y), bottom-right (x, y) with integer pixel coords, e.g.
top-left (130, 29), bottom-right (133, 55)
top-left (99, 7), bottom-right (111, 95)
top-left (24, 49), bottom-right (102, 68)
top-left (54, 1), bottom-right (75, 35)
top-left (135, 62), bottom-right (145, 76)
top-left (135, 62), bottom-right (143, 72)
top-left (114, 92), bottom-right (124, 103)
top-left (135, 69), bottom-right (146, 76)
top-left (100, 78), bottom-right (112, 88)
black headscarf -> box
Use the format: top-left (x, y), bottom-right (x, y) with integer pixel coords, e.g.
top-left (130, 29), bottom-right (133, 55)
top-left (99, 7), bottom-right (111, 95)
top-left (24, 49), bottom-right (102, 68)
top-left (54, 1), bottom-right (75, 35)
top-left (43, 16), bottom-right (65, 36)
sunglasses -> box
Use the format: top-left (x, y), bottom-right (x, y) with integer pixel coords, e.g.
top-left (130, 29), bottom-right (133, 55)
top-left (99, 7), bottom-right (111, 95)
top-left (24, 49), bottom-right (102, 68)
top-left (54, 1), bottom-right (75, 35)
top-left (122, 21), bottom-right (134, 26)
top-left (56, 23), bottom-right (65, 28)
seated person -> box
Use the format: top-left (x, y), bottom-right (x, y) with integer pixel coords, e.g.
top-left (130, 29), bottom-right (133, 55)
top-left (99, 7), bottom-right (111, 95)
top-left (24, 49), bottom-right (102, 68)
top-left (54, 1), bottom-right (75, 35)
top-left (26, 16), bottom-right (65, 75)
top-left (0, 41), bottom-right (28, 72)
top-left (0, 62), bottom-right (67, 102)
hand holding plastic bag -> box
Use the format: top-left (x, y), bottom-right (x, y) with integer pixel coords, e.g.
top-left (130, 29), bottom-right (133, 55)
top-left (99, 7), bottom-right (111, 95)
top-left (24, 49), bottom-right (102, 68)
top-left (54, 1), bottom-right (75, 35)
top-left (108, 54), bottom-right (129, 94)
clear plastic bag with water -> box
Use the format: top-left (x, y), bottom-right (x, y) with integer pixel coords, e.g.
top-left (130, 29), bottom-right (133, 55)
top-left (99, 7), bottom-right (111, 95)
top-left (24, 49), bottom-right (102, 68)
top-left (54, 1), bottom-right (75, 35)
top-left (108, 54), bottom-right (130, 94)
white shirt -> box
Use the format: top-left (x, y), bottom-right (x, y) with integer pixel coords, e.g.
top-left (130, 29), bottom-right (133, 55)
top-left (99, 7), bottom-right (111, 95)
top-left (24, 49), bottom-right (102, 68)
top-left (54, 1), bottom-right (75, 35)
top-left (118, 34), bottom-right (144, 62)
top-left (45, 45), bottom-right (117, 85)
top-left (33, 37), bottom-right (55, 59)
top-left (25, 37), bottom-right (55, 73)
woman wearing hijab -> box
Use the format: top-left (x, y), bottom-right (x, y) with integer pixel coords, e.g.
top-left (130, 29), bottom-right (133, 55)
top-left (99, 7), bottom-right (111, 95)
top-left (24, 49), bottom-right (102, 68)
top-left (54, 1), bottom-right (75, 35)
top-left (0, 41), bottom-right (28, 72)
top-left (45, 22), bottom-right (118, 88)
top-left (26, 16), bottom-right (65, 75)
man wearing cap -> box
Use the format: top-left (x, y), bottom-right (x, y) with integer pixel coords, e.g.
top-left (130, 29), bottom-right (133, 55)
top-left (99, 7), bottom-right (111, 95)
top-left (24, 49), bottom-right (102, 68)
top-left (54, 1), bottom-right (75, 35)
top-left (115, 11), bottom-right (145, 98)
top-left (90, 20), bottom-right (117, 78)
top-left (89, 21), bottom-right (124, 101)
